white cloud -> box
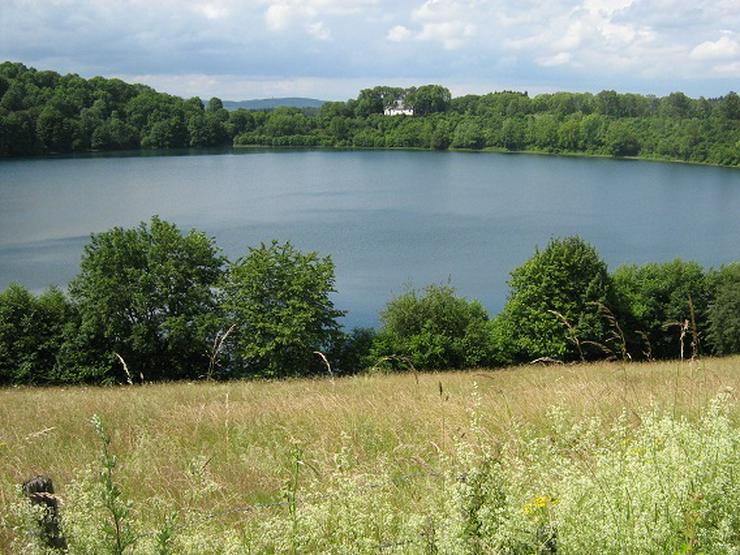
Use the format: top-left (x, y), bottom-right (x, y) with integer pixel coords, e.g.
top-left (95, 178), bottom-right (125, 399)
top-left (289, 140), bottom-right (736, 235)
top-left (387, 25), bottom-right (411, 42)
top-left (537, 52), bottom-right (572, 67)
top-left (194, 3), bottom-right (228, 20)
top-left (2, 0), bottom-right (738, 99)
top-left (553, 21), bottom-right (585, 51)
top-left (417, 21), bottom-right (476, 50)
top-left (690, 35), bottom-right (740, 60)
top-left (582, 0), bottom-right (634, 17)
top-left (712, 61), bottom-right (740, 75)
top-left (306, 21), bottom-right (331, 40)
top-left (265, 4), bottom-right (292, 30)
top-left (408, 0), bottom-right (478, 49)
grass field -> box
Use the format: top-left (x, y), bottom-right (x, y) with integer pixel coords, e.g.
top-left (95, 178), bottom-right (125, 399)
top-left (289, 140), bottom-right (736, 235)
top-left (1, 357), bottom-right (739, 553)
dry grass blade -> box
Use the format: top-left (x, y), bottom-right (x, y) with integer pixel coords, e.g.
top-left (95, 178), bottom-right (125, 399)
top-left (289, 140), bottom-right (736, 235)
top-left (313, 351), bottom-right (333, 380)
top-left (114, 352), bottom-right (133, 385)
top-left (207, 324), bottom-right (237, 380)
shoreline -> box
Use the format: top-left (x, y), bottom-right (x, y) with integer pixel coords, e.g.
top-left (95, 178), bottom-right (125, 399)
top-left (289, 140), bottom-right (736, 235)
top-left (2, 145), bottom-right (739, 171)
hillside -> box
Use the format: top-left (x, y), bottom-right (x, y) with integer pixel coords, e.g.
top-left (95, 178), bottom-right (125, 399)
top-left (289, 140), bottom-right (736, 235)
top-left (1, 61), bottom-right (738, 167)
top-left (2, 357), bottom-right (738, 552)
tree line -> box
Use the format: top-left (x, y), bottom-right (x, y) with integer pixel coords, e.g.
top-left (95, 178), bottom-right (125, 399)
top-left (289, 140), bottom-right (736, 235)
top-left (1, 218), bottom-right (738, 385)
top-left (1, 62), bottom-right (739, 167)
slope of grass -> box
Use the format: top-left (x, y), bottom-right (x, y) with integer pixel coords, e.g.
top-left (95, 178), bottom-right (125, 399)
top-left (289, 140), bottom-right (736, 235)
top-left (1, 357), bottom-right (738, 552)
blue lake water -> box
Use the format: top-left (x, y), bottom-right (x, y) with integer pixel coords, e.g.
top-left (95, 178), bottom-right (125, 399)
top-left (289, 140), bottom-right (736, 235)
top-left (1, 149), bottom-right (739, 328)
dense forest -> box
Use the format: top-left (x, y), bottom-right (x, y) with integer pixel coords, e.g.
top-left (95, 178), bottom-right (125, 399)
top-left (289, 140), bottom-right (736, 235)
top-left (1, 61), bottom-right (739, 166)
top-left (1, 217), bottom-right (738, 385)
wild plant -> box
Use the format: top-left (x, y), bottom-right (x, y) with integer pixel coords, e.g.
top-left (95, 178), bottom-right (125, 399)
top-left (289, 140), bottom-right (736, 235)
top-left (90, 414), bottom-right (137, 554)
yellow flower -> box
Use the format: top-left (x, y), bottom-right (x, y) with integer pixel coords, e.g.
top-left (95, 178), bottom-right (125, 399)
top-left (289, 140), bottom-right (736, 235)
top-left (534, 495), bottom-right (549, 508)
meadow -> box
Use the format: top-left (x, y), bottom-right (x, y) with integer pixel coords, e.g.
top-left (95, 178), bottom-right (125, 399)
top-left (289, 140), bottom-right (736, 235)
top-left (1, 356), bottom-right (739, 553)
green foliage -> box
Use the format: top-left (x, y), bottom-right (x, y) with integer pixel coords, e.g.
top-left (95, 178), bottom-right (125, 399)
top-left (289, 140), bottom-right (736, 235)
top-left (451, 119), bottom-right (485, 149)
top-left (330, 327), bottom-right (376, 375)
top-left (1, 61), bottom-right (738, 167)
top-left (494, 236), bottom-right (614, 363)
top-left (613, 260), bottom-right (710, 359)
top-left (220, 241), bottom-right (345, 378)
top-left (408, 84), bottom-right (452, 116)
top-left (606, 120), bottom-right (641, 156)
top-left (706, 263), bottom-right (740, 355)
top-left (371, 283), bottom-right (491, 370)
top-left (64, 216), bottom-right (224, 382)
top-left (91, 414), bottom-right (137, 554)
top-left (0, 284), bottom-right (75, 384)
top-left (0, 216), bottom-right (738, 384)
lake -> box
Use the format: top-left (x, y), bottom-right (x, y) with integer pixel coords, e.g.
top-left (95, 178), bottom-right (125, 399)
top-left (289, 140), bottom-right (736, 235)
top-left (1, 149), bottom-right (739, 328)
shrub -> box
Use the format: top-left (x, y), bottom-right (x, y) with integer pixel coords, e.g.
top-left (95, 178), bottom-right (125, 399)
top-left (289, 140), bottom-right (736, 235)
top-left (370, 283), bottom-right (491, 370)
top-left (329, 327), bottom-right (376, 375)
top-left (0, 284), bottom-right (75, 384)
top-left (706, 263), bottom-right (740, 355)
top-left (613, 260), bottom-right (710, 359)
top-left (220, 241), bottom-right (345, 378)
top-left (494, 236), bottom-right (615, 363)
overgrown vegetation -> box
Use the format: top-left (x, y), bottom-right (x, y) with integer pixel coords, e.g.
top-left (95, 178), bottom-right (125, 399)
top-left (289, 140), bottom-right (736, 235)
top-left (2, 62), bottom-right (739, 167)
top-left (1, 360), bottom-right (738, 553)
top-left (1, 217), bottom-right (739, 384)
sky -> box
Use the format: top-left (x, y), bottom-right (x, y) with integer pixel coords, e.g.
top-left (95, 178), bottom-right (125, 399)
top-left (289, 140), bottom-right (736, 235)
top-left (1, 0), bottom-right (739, 101)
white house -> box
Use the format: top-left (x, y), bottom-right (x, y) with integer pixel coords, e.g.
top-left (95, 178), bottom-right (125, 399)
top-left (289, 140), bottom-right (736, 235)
top-left (384, 100), bottom-right (413, 116)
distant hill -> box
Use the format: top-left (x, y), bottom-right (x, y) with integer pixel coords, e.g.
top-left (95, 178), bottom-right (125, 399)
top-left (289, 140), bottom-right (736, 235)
top-left (223, 98), bottom-right (327, 111)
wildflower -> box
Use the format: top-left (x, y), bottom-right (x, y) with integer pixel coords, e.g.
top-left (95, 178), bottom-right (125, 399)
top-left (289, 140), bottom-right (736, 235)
top-left (523, 495), bottom-right (558, 515)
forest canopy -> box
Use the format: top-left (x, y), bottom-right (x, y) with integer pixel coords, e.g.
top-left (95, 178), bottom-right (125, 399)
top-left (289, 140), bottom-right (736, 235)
top-left (1, 61), bottom-right (738, 167)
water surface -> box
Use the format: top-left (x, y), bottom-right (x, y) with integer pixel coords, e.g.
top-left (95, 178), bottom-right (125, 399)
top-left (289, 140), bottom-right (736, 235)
top-left (1, 149), bottom-right (739, 327)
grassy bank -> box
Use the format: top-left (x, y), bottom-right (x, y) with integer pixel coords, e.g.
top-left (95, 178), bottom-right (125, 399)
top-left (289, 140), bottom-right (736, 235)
top-left (2, 357), bottom-right (739, 552)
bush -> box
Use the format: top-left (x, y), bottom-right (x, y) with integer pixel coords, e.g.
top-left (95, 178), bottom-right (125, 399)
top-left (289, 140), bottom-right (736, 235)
top-left (0, 284), bottom-right (75, 384)
top-left (370, 283), bottom-right (491, 370)
top-left (63, 216), bottom-right (224, 383)
top-left (220, 241), bottom-right (345, 378)
top-left (329, 327), bottom-right (376, 375)
top-left (613, 260), bottom-right (710, 359)
top-left (494, 236), bottom-right (615, 363)
top-left (706, 263), bottom-right (740, 355)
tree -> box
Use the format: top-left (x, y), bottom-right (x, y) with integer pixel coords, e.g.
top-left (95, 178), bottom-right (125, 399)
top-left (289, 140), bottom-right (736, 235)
top-left (65, 217), bottom-right (224, 382)
top-left (206, 97), bottom-right (224, 113)
top-left (36, 104), bottom-right (76, 152)
top-left (220, 241), bottom-right (344, 378)
top-left (0, 285), bottom-right (75, 384)
top-left (409, 85), bottom-right (451, 116)
top-left (430, 119), bottom-right (453, 150)
top-left (558, 116), bottom-right (582, 151)
top-left (705, 263), bottom-right (740, 356)
top-left (494, 237), bottom-right (615, 362)
top-left (500, 117), bottom-right (527, 150)
top-left (451, 119), bottom-right (485, 149)
top-left (606, 121), bottom-right (641, 156)
top-left (613, 260), bottom-right (710, 359)
top-left (370, 283), bottom-right (491, 370)
top-left (707, 283), bottom-right (740, 356)
top-left (90, 117), bottom-right (139, 150)
top-left (718, 91), bottom-right (740, 120)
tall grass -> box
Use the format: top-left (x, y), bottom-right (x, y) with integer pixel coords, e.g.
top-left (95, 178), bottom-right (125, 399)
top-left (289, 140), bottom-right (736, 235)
top-left (1, 357), bottom-right (738, 552)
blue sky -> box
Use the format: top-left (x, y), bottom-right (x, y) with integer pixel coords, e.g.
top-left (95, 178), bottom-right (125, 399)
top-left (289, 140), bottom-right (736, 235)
top-left (1, 0), bottom-right (738, 100)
